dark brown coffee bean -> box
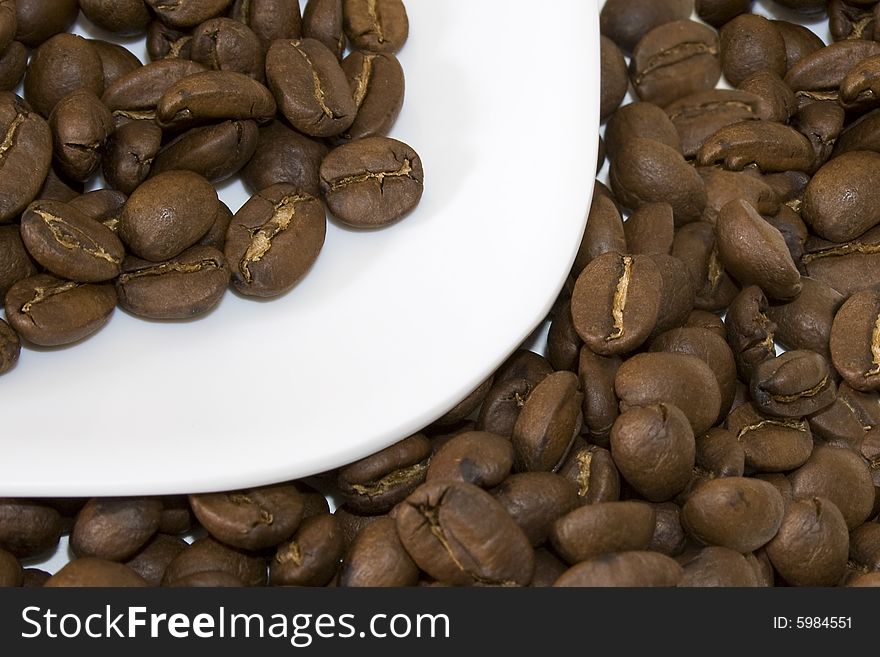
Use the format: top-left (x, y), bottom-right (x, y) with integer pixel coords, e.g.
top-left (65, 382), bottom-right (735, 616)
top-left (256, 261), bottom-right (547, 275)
top-left (600, 36), bottom-right (628, 122)
top-left (333, 507), bottom-right (384, 549)
top-left (682, 477), bottom-right (785, 552)
top-left (738, 71), bottom-right (797, 125)
top-left (512, 371), bottom-right (582, 472)
top-left (774, 19), bottom-right (825, 72)
top-left (616, 352), bottom-right (722, 436)
top-left (14, 0), bottom-right (78, 48)
top-left (789, 445), bottom-right (875, 529)
top-left (804, 151), bottom-right (880, 243)
top-left (79, 0), bottom-right (150, 35)
top-left (240, 120), bottom-right (328, 198)
top-left (191, 18), bottom-right (264, 81)
top-left (20, 199), bottom-right (124, 283)
top-left (839, 54), bottom-right (880, 112)
top-left (698, 121), bottom-right (815, 173)
top-left (840, 383), bottom-right (880, 429)
top-left (24, 34), bottom-right (104, 118)
top-left (270, 514), bottom-right (342, 587)
top-left (786, 40), bottom-right (880, 96)
top-left (0, 318), bottom-right (18, 374)
top-left (696, 0), bottom-right (754, 28)
top-left (46, 558), bottom-right (147, 587)
top-left (493, 472), bottom-right (578, 547)
top-left (102, 120), bottom-right (162, 195)
top-left (145, 20), bottom-right (192, 61)
top-left (0, 549), bottom-right (21, 587)
top-left (0, 225), bottom-right (37, 298)
top-left (611, 403), bottom-right (695, 502)
top-left (337, 434), bottom-right (431, 514)
top-left (90, 40), bottom-right (142, 91)
top-left (694, 427), bottom-right (745, 480)
top-left (0, 41), bottom-right (27, 92)
top-left (4, 274), bottom-right (116, 346)
top-left (190, 484), bottom-right (303, 551)
top-left (766, 277), bottom-right (844, 361)
top-left (751, 350), bottom-right (837, 418)
top-left (645, 502), bottom-right (686, 557)
top-left (303, 0), bottom-right (345, 58)
top-left (573, 194), bottom-right (626, 276)
top-left (726, 402), bottom-right (813, 473)
top-left (809, 396), bottom-right (867, 450)
top-left (396, 480), bottom-right (534, 586)
top-left (725, 285), bottom-right (777, 381)
top-left (546, 306), bottom-right (581, 374)
top-left (600, 0), bottom-right (693, 54)
top-left (340, 51), bottom-right (404, 141)
top-left (101, 59), bottom-right (207, 122)
top-left (157, 70), bottom-right (276, 129)
top-left (494, 349), bottom-right (553, 387)
top-left (343, 0), bottom-right (408, 54)
top-left (476, 378), bottom-right (532, 438)
top-left (699, 168), bottom-right (780, 226)
top-left (631, 20), bottom-right (721, 108)
top-left (678, 546), bottom-right (760, 587)
top-left (145, 0), bottom-right (232, 30)
top-left (671, 222), bottom-right (740, 312)
top-left (70, 498), bottom-right (162, 562)
top-left (120, 170), bottom-right (218, 262)
top-left (719, 14), bottom-right (787, 87)
top-left (831, 290), bottom-right (880, 393)
top-left (604, 102), bottom-right (681, 163)
top-left (802, 227), bottom-right (880, 298)
top-left (558, 441), bottom-right (621, 505)
top-left (320, 136), bottom-right (423, 227)
top-left (555, 551), bottom-right (683, 587)
top-left (157, 496), bottom-right (196, 534)
top-left (766, 497), bottom-right (849, 586)
top-left (647, 253), bottom-right (697, 339)
top-left (152, 120), bottom-right (259, 183)
top-left (623, 203), bottom-right (674, 256)
top-left (48, 88), bottom-right (114, 181)
top-left (0, 93), bottom-right (52, 223)
top-left (530, 548), bottom-right (568, 588)
top-left (665, 89), bottom-right (765, 159)
top-left (550, 501), bottom-right (656, 564)
top-left (830, 0), bottom-right (878, 41)
top-left (162, 536), bottom-right (266, 587)
top-left (610, 137), bottom-right (707, 226)
top-left (339, 517), bottom-right (417, 587)
top-left (427, 431), bottom-right (513, 488)
top-left (224, 184), bottom-right (325, 298)
top-left (125, 534), bottom-right (188, 587)
top-left (0, 499), bottom-right (61, 558)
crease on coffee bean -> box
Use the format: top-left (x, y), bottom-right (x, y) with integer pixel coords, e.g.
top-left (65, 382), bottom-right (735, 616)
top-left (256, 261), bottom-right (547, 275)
top-left (34, 210), bottom-right (121, 265)
top-left (118, 258), bottom-right (222, 284)
top-left (352, 54), bottom-right (377, 108)
top-left (166, 36), bottom-right (192, 59)
top-left (802, 242), bottom-right (880, 264)
top-left (365, 0), bottom-right (387, 45)
top-left (0, 110), bottom-right (26, 166)
top-left (275, 541), bottom-right (303, 566)
top-left (763, 376), bottom-right (829, 403)
top-left (848, 14), bottom-right (874, 40)
top-left (20, 281), bottom-right (81, 316)
top-left (62, 141), bottom-right (102, 154)
top-left (795, 90), bottom-right (840, 102)
top-left (239, 194), bottom-right (312, 284)
top-left (865, 314), bottom-right (880, 378)
top-left (328, 158), bottom-right (415, 193)
top-left (207, 30), bottom-right (222, 71)
top-left (575, 449), bottom-right (593, 498)
top-left (706, 246), bottom-right (725, 292)
top-left (633, 42), bottom-right (718, 86)
top-left (666, 100), bottom-right (757, 122)
top-left (348, 459), bottom-right (429, 497)
top-left (606, 255), bottom-right (632, 342)
top-left (735, 418), bottom-right (809, 440)
top-left (112, 109), bottom-right (157, 121)
top-left (227, 492), bottom-right (274, 528)
top-left (291, 40), bottom-right (338, 121)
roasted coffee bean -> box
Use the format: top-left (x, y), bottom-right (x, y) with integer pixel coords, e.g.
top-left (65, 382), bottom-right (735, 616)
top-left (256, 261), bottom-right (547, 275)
top-left (0, 0), bottom-right (13, 55)
top-left (265, 38), bottom-right (355, 138)
top-left (476, 378), bottom-right (532, 438)
top-left (337, 434), bottom-right (430, 514)
top-left (694, 426), bottom-right (745, 478)
top-left (830, 0), bottom-right (878, 41)
top-left (0, 41), bottom-right (27, 92)
top-left (558, 440), bottom-right (621, 505)
top-left (604, 102), bottom-right (681, 164)
top-left (623, 203), bottom-right (674, 256)
top-left (725, 286), bottom-right (777, 381)
top-left (240, 121), bottom-right (328, 198)
top-left (144, 0), bottom-right (232, 30)
top-left (698, 121), bottom-right (815, 173)
top-left (101, 60), bottom-right (207, 122)
top-left (696, 0), bottom-right (754, 28)
top-left (571, 253), bottom-right (662, 356)
top-left (789, 445), bottom-right (875, 529)
top-left (36, 167), bottom-right (84, 203)
top-left (320, 137), bottom-right (423, 227)
top-left (145, 20), bottom-right (192, 61)
top-left (600, 0), bottom-right (693, 54)
top-left (4, 274), bottom-right (116, 346)
top-left (700, 169), bottom-right (780, 226)
top-left (774, 19), bottom-right (825, 72)
top-left (766, 277), bottom-right (844, 361)
top-left (554, 551), bottom-right (683, 587)
top-left (303, 0), bottom-right (345, 58)
top-left (738, 71), bottom-right (797, 124)
top-left (573, 194), bottom-right (626, 276)
top-left (849, 521), bottom-right (880, 572)
top-left (191, 18), bottom-right (265, 81)
top-left (493, 473), bottom-right (578, 547)
top-left (0, 499), bottom-right (61, 558)
top-left (809, 396), bottom-right (867, 449)
top-left (685, 310), bottom-right (727, 339)
top-left (648, 253), bottom-right (697, 337)
top-left (726, 402), bottom-right (813, 473)
top-left (550, 501), bottom-right (656, 564)
top-left (396, 480), bottom-right (534, 586)
top-left (125, 534), bottom-right (189, 587)
top-left (0, 93), bottom-right (52, 223)
top-left (678, 546), bottom-right (760, 587)
top-left (157, 70), bottom-right (277, 129)
top-left (839, 55), bottom-right (880, 112)
top-left (671, 221), bottom-right (740, 312)
top-left (427, 431), bottom-right (513, 488)
top-left (804, 151), bottom-right (880, 243)
top-left (647, 502), bottom-right (687, 557)
top-left (190, 484), bottom-right (303, 552)
top-left (161, 536), bottom-right (267, 587)
top-left (340, 51), bottom-right (404, 142)
top-left (720, 14), bottom-right (787, 87)
top-left (24, 34), bottom-right (104, 118)
top-left (70, 498), bottom-right (162, 562)
top-left (682, 477), bottom-right (785, 553)
top-left (832, 107), bottom-right (880, 156)
top-left (230, 0), bottom-right (301, 49)
top-left (802, 227), bottom-right (880, 298)
top-left (665, 89), bottom-right (765, 159)
top-left (270, 514), bottom-right (343, 587)
top-left (14, 0), bottom-right (79, 48)
top-left (0, 319), bottom-right (18, 374)
top-left (751, 350), bottom-right (837, 418)
top-left (616, 352), bottom-right (722, 436)
top-left (494, 349), bottom-right (553, 388)
top-left (786, 40), bottom-right (880, 97)
top-left (343, 0), bottom-right (408, 54)
top-left (630, 20), bottom-right (721, 108)
top-left (20, 199), bottom-right (124, 283)
top-left (116, 246), bottom-right (229, 320)
top-left (611, 403), bottom-right (695, 502)
top-left (511, 371), bottom-right (582, 472)
top-left (610, 137), bottom-right (706, 226)
top-left (90, 40), bottom-right (142, 90)
top-left (0, 225), bottom-right (37, 298)
top-left (152, 120), bottom-right (259, 183)
top-left (340, 517), bottom-right (418, 587)
top-left (547, 305), bottom-right (581, 373)
top-left (530, 548), bottom-right (568, 588)
top-left (831, 290), bottom-right (880, 393)
top-left (102, 120), bottom-right (162, 195)
top-left (225, 184), bottom-right (325, 298)
top-left (46, 558), bottom-right (147, 587)
top-left (600, 36), bottom-right (628, 122)
top-left (78, 0), bottom-right (151, 36)
top-left (766, 497), bottom-right (849, 586)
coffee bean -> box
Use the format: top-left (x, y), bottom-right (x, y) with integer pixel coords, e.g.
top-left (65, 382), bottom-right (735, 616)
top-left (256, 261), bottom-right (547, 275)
top-left (805, 151), bottom-right (880, 243)
top-left (785, 40), bottom-right (880, 97)
top-left (678, 546), bottom-right (760, 587)
top-left (600, 36), bottom-right (628, 122)
top-left (802, 227), bottom-right (880, 298)
top-left (162, 536), bottom-right (267, 587)
top-left (550, 501), bottom-right (656, 564)
top-left (125, 534), bottom-right (189, 587)
top-left (157, 70), bottom-right (277, 129)
top-left (151, 120), bottom-right (259, 183)
top-left (0, 93), bottom-right (52, 223)
top-left (191, 18), bottom-right (265, 81)
top-left (751, 350), bottom-right (837, 418)
top-left (623, 203), bottom-right (674, 256)
top-left (427, 431), bottom-right (513, 488)
top-left (648, 253), bottom-right (696, 339)
top-left (145, 20), bottom-right (193, 61)
top-left (0, 318), bottom-right (18, 374)
top-left (343, 0), bottom-right (408, 54)
top-left (102, 120), bottom-right (162, 195)
top-left (725, 286), bottom-right (777, 381)
top-left (671, 221), bottom-right (740, 312)
top-left (90, 41), bottom-right (141, 93)
top-left (396, 480), bottom-right (534, 586)
top-left (766, 277), bottom-right (844, 361)
top-left (0, 41), bottom-right (27, 92)
top-left (341, 50), bottom-right (405, 142)
top-left (685, 310), bottom-right (727, 339)
top-left (530, 548), bottom-right (568, 588)
top-left (46, 558), bottom-right (147, 587)
top-left (700, 169), bottom-right (780, 226)
top-left (682, 477), bottom-right (784, 552)
top-left (739, 71), bottom-right (797, 124)
top-left (20, 199), bottom-right (124, 283)
top-left (0, 225), bottom-right (37, 298)
top-left (0, 0), bottom-right (13, 54)
top-left (144, 0), bottom-right (233, 30)
top-left (725, 402), bottom-right (813, 473)
top-left (849, 521), bottom-right (880, 572)
top-left (0, 499), bottom-right (61, 558)
top-left (774, 19), bottom-right (824, 71)
top-left (573, 193), bottom-right (626, 276)
top-left (698, 120), bottom-right (815, 173)
top-left (831, 290), bottom-right (880, 393)
top-left (14, 0), bottom-right (79, 48)
top-left (838, 55), bottom-right (880, 111)
top-left (24, 34), bottom-right (104, 118)
top-left (809, 396), bottom-right (867, 450)
top-left (554, 551), bottom-right (683, 587)
top-left (830, 1), bottom-right (878, 42)
top-left (47, 88), bottom-right (113, 182)
top-left (720, 14), bottom-right (787, 87)
top-left (476, 378), bottom-right (532, 438)
top-left (340, 517), bottom-right (418, 587)
top-left (70, 498), bottom-right (162, 562)
top-left (303, 0), bottom-right (346, 59)
top-left (241, 120), bottom-right (329, 198)
top-left (605, 102), bottom-right (682, 164)
top-left (5, 274), bottom-right (116, 347)
top-left (493, 472), bottom-right (579, 547)
top-left (493, 349), bottom-right (553, 387)
top-left (320, 136), bottom-right (423, 227)
top-left (649, 502), bottom-right (688, 557)
top-left (101, 59), bottom-right (207, 122)
top-left (600, 0), bottom-right (693, 54)
top-left (558, 440), bottom-right (621, 504)
top-left (665, 89), bottom-right (765, 158)
top-left (271, 514), bottom-right (343, 587)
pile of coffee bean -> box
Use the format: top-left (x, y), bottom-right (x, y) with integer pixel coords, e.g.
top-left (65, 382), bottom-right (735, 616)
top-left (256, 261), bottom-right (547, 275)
top-left (6, 0), bottom-right (880, 588)
top-left (0, 0), bottom-right (423, 373)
